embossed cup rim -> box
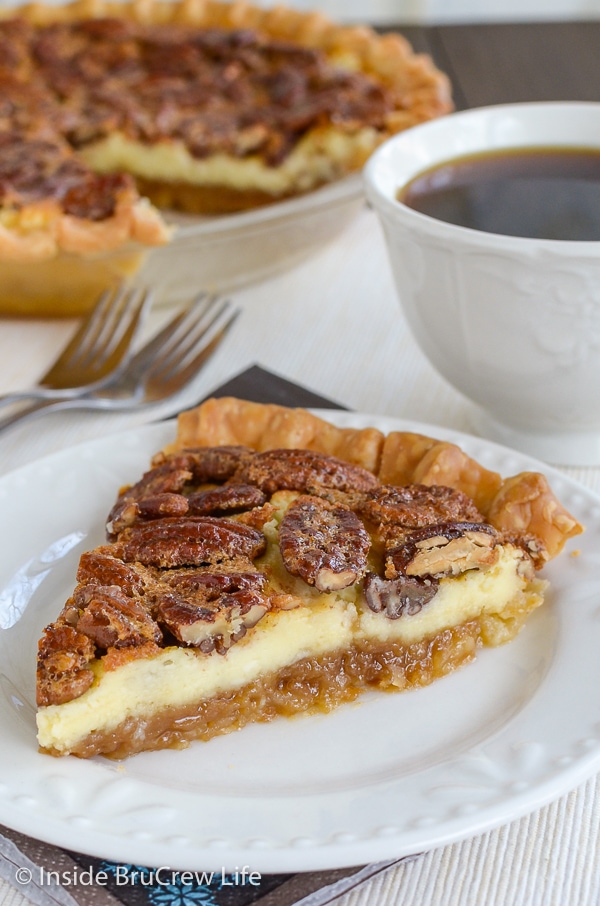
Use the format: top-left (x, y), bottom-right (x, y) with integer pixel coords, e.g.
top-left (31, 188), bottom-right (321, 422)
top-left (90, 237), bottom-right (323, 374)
top-left (364, 100), bottom-right (600, 254)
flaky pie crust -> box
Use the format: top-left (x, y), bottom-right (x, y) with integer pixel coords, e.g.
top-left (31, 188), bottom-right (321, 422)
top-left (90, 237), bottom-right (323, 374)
top-left (0, 192), bottom-right (170, 263)
top-left (174, 397), bottom-right (583, 561)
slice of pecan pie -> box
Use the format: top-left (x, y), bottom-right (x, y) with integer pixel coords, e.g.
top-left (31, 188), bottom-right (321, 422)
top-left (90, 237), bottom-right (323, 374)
top-left (36, 399), bottom-right (583, 759)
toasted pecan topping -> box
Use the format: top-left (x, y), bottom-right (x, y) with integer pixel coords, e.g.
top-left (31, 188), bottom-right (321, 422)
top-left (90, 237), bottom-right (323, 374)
top-left (76, 549), bottom-right (147, 596)
top-left (23, 19), bottom-right (396, 165)
top-left (107, 449), bottom-right (264, 537)
top-left (0, 128), bottom-right (132, 215)
top-left (156, 586), bottom-right (269, 652)
top-left (160, 560), bottom-right (266, 597)
top-left (188, 483), bottom-right (266, 516)
top-left (363, 572), bottom-right (439, 619)
top-left (235, 448), bottom-right (379, 496)
top-left (106, 459), bottom-right (195, 536)
top-left (362, 484), bottom-right (484, 536)
top-left (151, 446), bottom-right (253, 484)
top-left (386, 522), bottom-right (499, 580)
top-left (36, 623), bottom-right (96, 706)
top-left (113, 461), bottom-right (194, 503)
top-left (149, 560), bottom-right (268, 652)
top-left (114, 516), bottom-right (266, 568)
top-left (108, 492), bottom-right (191, 537)
top-left (279, 494), bottom-right (370, 592)
top-left (74, 584), bottom-right (163, 649)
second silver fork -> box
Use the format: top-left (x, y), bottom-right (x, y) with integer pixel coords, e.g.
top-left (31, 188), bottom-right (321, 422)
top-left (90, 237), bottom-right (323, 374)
top-left (0, 293), bottom-right (239, 435)
top-left (0, 284), bottom-right (150, 407)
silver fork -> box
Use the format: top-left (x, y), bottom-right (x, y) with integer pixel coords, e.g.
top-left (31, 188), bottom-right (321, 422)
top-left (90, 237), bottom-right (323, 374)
top-left (0, 293), bottom-right (239, 434)
top-left (0, 284), bottom-right (151, 408)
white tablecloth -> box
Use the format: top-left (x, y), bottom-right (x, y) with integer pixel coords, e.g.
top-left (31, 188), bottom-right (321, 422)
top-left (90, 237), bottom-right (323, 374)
top-left (1, 205), bottom-right (599, 906)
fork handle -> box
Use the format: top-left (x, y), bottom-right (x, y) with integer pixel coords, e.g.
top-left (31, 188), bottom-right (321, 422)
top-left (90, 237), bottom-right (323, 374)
top-left (0, 385), bottom-right (105, 408)
top-left (0, 398), bottom-right (80, 432)
top-left (0, 388), bottom-right (89, 408)
top-left (0, 395), bottom-right (131, 434)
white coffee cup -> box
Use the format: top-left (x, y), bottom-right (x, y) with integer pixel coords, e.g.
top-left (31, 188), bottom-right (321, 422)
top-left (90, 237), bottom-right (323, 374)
top-left (364, 102), bottom-right (600, 466)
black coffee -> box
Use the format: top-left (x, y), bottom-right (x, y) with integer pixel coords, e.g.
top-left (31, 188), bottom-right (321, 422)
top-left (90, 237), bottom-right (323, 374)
top-left (398, 147), bottom-right (600, 240)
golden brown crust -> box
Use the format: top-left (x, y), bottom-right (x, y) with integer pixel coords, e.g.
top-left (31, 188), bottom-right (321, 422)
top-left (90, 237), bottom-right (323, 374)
top-left (379, 432), bottom-right (503, 514)
top-left (174, 397), bottom-right (385, 472)
top-left (173, 398), bottom-right (584, 559)
top-left (0, 194), bottom-right (170, 263)
top-left (487, 472), bottom-right (582, 561)
top-left (0, 247), bottom-right (146, 317)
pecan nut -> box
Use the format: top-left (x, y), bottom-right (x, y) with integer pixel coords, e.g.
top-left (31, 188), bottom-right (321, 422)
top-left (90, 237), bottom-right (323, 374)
top-left (107, 492), bottom-right (190, 537)
top-left (106, 447), bottom-right (255, 537)
top-left (234, 448), bottom-right (379, 496)
top-left (188, 483), bottom-right (266, 516)
top-left (163, 561), bottom-right (266, 597)
top-left (363, 572), bottom-right (439, 619)
top-left (114, 460), bottom-right (194, 501)
top-left (279, 494), bottom-right (370, 592)
top-left (114, 516), bottom-right (266, 568)
top-left (156, 588), bottom-right (269, 653)
top-left (151, 446), bottom-right (253, 483)
top-left (36, 623), bottom-right (96, 706)
top-left (386, 522), bottom-right (499, 579)
top-left (76, 548), bottom-right (147, 596)
top-left (106, 460), bottom-right (193, 537)
top-left (74, 584), bottom-right (163, 649)
top-left (362, 484), bottom-right (484, 546)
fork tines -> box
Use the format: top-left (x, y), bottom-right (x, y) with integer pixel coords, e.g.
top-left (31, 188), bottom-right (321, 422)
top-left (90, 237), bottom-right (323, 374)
top-left (42, 283), bottom-right (150, 387)
top-left (88, 286), bottom-right (150, 367)
top-left (152, 293), bottom-right (239, 379)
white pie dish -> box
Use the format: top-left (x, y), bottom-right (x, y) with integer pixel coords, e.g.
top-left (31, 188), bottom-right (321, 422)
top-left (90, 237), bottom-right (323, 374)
top-left (1, 175), bottom-right (363, 318)
top-left (141, 174), bottom-right (364, 303)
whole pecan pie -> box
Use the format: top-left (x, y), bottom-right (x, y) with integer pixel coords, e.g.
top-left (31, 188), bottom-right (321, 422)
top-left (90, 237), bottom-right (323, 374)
top-left (36, 398), bottom-right (583, 759)
top-left (0, 0), bottom-right (452, 273)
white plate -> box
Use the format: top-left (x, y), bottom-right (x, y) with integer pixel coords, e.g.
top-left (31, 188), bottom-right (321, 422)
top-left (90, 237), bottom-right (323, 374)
top-left (1, 412), bottom-right (599, 873)
top-left (137, 175), bottom-right (364, 302)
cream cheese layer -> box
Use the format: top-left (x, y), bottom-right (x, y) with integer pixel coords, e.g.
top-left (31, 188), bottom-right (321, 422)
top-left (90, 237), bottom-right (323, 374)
top-left (36, 597), bottom-right (356, 754)
top-left (80, 128), bottom-right (378, 195)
